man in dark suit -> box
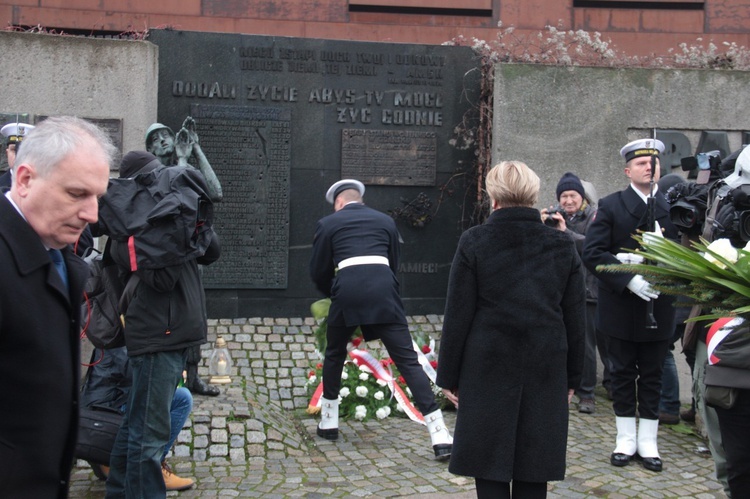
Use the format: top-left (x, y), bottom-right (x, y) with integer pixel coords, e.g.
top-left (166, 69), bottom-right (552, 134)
top-left (309, 179), bottom-right (452, 461)
top-left (583, 138), bottom-right (678, 473)
top-left (0, 116), bottom-right (115, 497)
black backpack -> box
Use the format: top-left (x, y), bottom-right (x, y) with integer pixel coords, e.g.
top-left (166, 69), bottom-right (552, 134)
top-left (81, 240), bottom-right (139, 350)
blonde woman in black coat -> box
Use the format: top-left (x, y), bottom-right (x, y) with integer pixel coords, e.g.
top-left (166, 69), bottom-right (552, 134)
top-left (437, 161), bottom-right (586, 498)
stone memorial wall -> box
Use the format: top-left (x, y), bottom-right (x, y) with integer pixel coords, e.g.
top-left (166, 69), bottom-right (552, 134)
top-left (148, 29), bottom-right (480, 318)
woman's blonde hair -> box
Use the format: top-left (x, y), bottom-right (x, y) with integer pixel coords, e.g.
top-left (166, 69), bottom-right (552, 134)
top-left (485, 161), bottom-right (540, 208)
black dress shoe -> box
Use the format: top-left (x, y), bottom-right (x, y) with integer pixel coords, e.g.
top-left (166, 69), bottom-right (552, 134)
top-left (634, 454), bottom-right (662, 472)
top-left (316, 425), bottom-right (339, 441)
top-left (433, 444), bottom-right (451, 461)
top-left (610, 453), bottom-right (633, 467)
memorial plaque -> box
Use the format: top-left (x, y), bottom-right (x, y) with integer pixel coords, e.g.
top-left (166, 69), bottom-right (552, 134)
top-left (36, 116), bottom-right (123, 155)
top-left (342, 129), bottom-right (437, 185)
top-left (148, 29), bottom-right (480, 317)
top-left (191, 103), bottom-right (291, 288)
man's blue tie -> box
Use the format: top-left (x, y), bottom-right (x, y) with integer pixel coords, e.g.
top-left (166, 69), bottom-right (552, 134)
top-left (49, 248), bottom-right (69, 290)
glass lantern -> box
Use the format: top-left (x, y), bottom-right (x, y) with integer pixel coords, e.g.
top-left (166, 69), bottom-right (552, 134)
top-left (208, 336), bottom-right (232, 384)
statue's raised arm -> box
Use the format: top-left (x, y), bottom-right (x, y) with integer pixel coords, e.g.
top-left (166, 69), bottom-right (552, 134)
top-left (181, 116), bottom-right (223, 202)
top-left (145, 119), bottom-right (223, 203)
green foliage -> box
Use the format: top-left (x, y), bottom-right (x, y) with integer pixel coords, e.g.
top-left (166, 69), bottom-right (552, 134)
top-left (598, 235), bottom-right (750, 322)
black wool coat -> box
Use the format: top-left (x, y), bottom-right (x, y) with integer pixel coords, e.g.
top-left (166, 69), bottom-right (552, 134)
top-left (437, 207), bottom-right (586, 483)
top-left (0, 196), bottom-right (89, 498)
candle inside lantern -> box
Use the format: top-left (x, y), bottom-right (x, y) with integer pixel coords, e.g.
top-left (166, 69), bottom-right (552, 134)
top-left (217, 358), bottom-right (228, 375)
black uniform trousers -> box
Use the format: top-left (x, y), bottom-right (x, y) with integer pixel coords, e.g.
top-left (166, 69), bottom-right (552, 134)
top-left (323, 323), bottom-right (438, 415)
top-left (608, 336), bottom-right (671, 419)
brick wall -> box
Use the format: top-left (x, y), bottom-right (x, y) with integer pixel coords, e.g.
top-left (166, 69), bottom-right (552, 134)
top-left (2, 0), bottom-right (750, 57)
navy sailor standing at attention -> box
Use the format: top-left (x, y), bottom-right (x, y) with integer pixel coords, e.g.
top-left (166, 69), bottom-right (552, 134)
top-left (582, 138), bottom-right (678, 473)
top-left (309, 179), bottom-right (453, 460)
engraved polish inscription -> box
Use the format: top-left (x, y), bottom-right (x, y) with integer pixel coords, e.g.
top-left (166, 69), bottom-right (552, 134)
top-left (341, 129), bottom-right (437, 186)
top-left (190, 103), bottom-right (291, 289)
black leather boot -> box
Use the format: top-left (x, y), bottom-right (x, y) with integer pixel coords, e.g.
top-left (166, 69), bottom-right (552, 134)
top-left (186, 362), bottom-right (220, 396)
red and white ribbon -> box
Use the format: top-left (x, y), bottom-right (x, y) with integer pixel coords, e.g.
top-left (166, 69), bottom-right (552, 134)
top-left (350, 349), bottom-right (425, 424)
top-left (308, 381), bottom-right (324, 410)
top-left (706, 317), bottom-right (741, 365)
top-left (412, 340), bottom-right (437, 383)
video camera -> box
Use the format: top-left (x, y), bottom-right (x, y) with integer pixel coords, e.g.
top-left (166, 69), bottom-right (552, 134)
top-left (713, 184), bottom-right (750, 247)
top-left (665, 182), bottom-right (710, 236)
top-left (680, 150), bottom-right (722, 175)
top-left (665, 150), bottom-right (728, 237)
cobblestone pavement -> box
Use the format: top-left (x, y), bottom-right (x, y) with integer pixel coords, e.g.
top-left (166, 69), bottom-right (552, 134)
top-left (68, 386), bottom-right (727, 498)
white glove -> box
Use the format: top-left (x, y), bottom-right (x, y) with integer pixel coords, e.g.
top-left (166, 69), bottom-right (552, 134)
top-left (615, 252), bottom-right (644, 264)
top-left (627, 275), bottom-right (659, 301)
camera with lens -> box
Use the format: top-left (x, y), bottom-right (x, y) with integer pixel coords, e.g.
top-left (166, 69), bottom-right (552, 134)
top-left (713, 184), bottom-right (750, 247)
top-left (544, 207), bottom-right (565, 227)
top-left (680, 150), bottom-right (722, 175)
top-left (666, 182), bottom-right (710, 236)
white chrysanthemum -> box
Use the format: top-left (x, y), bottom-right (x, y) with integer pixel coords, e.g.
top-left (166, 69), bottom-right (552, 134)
top-left (374, 391), bottom-right (384, 400)
top-left (341, 370), bottom-right (348, 380)
top-left (375, 408), bottom-right (388, 420)
top-left (383, 406), bottom-right (391, 416)
top-left (354, 406), bottom-right (367, 420)
top-left (704, 238), bottom-right (739, 268)
top-left (359, 372), bottom-right (369, 381)
top-left (395, 403), bottom-right (404, 413)
top-left (340, 387), bottom-right (350, 397)
top-left (356, 386), bottom-right (368, 397)
top-left (376, 379), bottom-right (388, 387)
top-left (406, 387), bottom-right (412, 397)
top-left (359, 364), bottom-right (372, 373)
top-left (307, 375), bottom-right (316, 384)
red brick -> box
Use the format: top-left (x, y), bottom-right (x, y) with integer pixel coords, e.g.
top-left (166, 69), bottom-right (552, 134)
top-left (3, 0), bottom-right (37, 6)
top-left (39, 0), bottom-right (201, 16)
top-left (706, 0), bottom-right (750, 32)
top-left (146, 13), bottom-right (237, 33)
top-left (203, 0), bottom-right (348, 23)
top-left (348, 0), bottom-right (491, 8)
top-left (609, 9), bottom-right (641, 31)
top-left (574, 8), bottom-right (611, 32)
top-left (500, 0), bottom-right (572, 30)
top-left (642, 10), bottom-right (703, 33)
top-left (349, 11), bottom-right (491, 28)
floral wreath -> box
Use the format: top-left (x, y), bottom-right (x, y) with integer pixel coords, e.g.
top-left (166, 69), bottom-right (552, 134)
top-left (306, 298), bottom-right (448, 422)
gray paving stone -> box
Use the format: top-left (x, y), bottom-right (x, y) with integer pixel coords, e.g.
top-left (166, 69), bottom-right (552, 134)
top-left (68, 317), bottom-right (728, 498)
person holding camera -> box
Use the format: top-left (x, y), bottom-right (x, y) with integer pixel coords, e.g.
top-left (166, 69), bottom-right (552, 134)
top-left (582, 138), bottom-right (679, 473)
top-left (543, 172), bottom-right (610, 415)
top-left (102, 151), bottom-right (221, 498)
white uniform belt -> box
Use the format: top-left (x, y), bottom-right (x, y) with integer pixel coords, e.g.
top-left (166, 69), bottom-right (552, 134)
top-left (338, 256), bottom-right (389, 269)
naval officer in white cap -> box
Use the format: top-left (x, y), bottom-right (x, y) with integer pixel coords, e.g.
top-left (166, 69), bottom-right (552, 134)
top-left (1, 121), bottom-right (35, 190)
top-left (309, 179), bottom-right (453, 460)
top-left (582, 137), bottom-right (678, 473)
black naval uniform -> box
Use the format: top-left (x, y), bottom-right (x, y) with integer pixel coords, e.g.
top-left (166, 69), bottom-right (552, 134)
top-left (582, 185), bottom-right (678, 419)
top-left (309, 201), bottom-right (438, 415)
